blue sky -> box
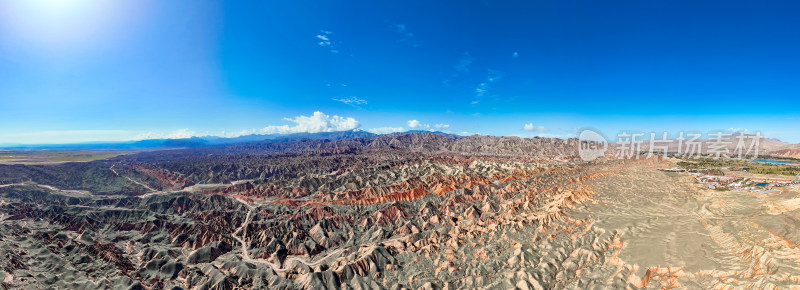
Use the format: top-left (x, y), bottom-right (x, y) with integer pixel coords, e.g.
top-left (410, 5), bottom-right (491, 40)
top-left (1, 0), bottom-right (800, 144)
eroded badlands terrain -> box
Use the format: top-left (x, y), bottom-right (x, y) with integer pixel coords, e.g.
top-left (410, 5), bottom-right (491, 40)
top-left (1, 133), bottom-right (799, 289)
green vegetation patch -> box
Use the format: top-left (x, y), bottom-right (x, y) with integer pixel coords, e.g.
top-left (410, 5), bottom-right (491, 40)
top-left (676, 157), bottom-right (800, 176)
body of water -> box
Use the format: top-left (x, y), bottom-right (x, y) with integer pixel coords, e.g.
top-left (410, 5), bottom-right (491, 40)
top-left (755, 160), bottom-right (793, 164)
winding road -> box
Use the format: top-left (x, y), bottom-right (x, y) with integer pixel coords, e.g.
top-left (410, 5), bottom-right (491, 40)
top-left (110, 164), bottom-right (156, 192)
top-left (110, 163), bottom-right (263, 198)
top-left (1, 168), bottom-right (351, 272)
top-left (230, 197), bottom-right (346, 272)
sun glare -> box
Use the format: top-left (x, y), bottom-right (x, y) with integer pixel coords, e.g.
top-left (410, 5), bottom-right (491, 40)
top-left (0, 0), bottom-right (140, 54)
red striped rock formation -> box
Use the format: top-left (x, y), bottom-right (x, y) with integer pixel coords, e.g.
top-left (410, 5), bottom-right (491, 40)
top-left (131, 163), bottom-right (194, 189)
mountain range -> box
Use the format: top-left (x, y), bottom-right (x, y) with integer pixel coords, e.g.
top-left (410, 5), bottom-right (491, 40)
top-left (3, 130), bottom-right (800, 159)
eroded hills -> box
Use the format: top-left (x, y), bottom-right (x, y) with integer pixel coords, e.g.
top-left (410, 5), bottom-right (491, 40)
top-left (1, 133), bottom-right (799, 289)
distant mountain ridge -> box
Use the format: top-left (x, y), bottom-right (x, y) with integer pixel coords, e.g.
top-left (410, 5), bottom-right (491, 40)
top-left (625, 132), bottom-right (792, 157)
top-left (0, 130), bottom-right (381, 150)
top-left (123, 132), bottom-right (580, 162)
top-left (766, 143), bottom-right (800, 159)
top-left (3, 130), bottom-right (798, 160)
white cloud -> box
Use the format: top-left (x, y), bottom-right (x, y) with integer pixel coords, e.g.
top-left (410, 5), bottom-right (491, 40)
top-left (476, 82), bottom-right (489, 97)
top-left (137, 112), bottom-right (360, 140)
top-left (332, 96), bottom-right (367, 105)
top-left (134, 128), bottom-right (199, 140)
top-left (517, 127), bottom-right (580, 139)
top-left (434, 124), bottom-right (450, 129)
top-left (1, 112), bottom-right (364, 144)
top-left (727, 128), bottom-right (750, 134)
top-left (258, 111), bottom-right (359, 134)
top-left (316, 30), bottom-right (338, 53)
top-left (474, 70), bottom-right (503, 100)
top-left (394, 23), bottom-right (415, 43)
top-left (166, 128), bottom-right (197, 139)
top-left (366, 127), bottom-right (405, 134)
top-left (523, 123), bottom-right (546, 132)
top-left (512, 52), bottom-right (519, 58)
top-left (455, 52), bottom-right (472, 72)
top-left (487, 69), bottom-right (503, 82)
top-left (316, 32), bottom-right (331, 47)
top-left (407, 120), bottom-right (432, 129)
